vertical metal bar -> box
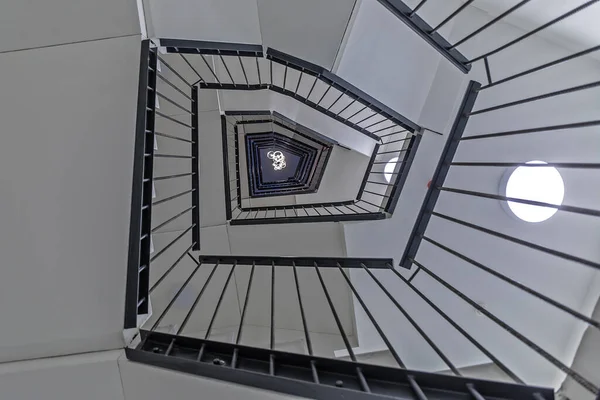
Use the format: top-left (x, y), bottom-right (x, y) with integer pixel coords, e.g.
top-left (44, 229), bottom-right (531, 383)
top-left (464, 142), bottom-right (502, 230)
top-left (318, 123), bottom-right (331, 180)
top-left (336, 99), bottom-right (357, 116)
top-left (423, 235), bottom-right (600, 328)
top-left (352, 202), bottom-right (372, 213)
top-left (466, 384), bottom-right (486, 400)
top-left (306, 76), bottom-right (318, 100)
top-left (408, 376), bottom-right (428, 400)
top-left (151, 258), bottom-right (204, 331)
top-left (336, 263), bottom-right (405, 368)
top-left (355, 112), bottom-right (379, 126)
top-left (137, 46), bottom-right (158, 318)
top-left (385, 134), bottom-right (422, 214)
top-left (149, 243), bottom-right (197, 293)
top-left (449, 0), bottom-right (533, 49)
top-left (221, 116), bottom-right (232, 220)
top-left (205, 262), bottom-right (237, 339)
top-left (343, 205), bottom-right (357, 214)
top-left (314, 262), bottom-right (356, 361)
top-left (357, 144), bottom-right (380, 201)
top-left (180, 53), bottom-right (205, 83)
top-left (233, 130), bottom-right (242, 210)
top-left (310, 361), bottom-right (320, 384)
top-left (191, 87), bottom-right (200, 251)
top-left (238, 55), bottom-right (249, 86)
top-left (219, 54), bottom-right (235, 84)
top-left (479, 44), bottom-right (600, 90)
top-left (467, 0), bottom-right (600, 64)
top-left (326, 91), bottom-right (345, 111)
top-left (356, 368), bottom-right (371, 393)
top-left (361, 263), bottom-right (460, 374)
top-left (430, 0), bottom-right (475, 33)
top-left (484, 57), bottom-right (493, 85)
top-left (316, 85), bottom-right (331, 106)
top-left (432, 211), bottom-right (600, 271)
top-left (410, 0), bottom-right (428, 16)
top-left (294, 72), bottom-right (302, 95)
top-left (283, 64), bottom-right (288, 89)
top-left (386, 262), bottom-right (523, 383)
top-left (411, 259), bottom-right (598, 394)
top-left (231, 349), bottom-right (239, 369)
top-left (400, 81), bottom-right (480, 269)
top-left (236, 262), bottom-right (256, 344)
top-left (199, 54), bottom-right (221, 85)
top-left (270, 261), bottom-right (275, 350)
top-left (255, 56), bottom-right (261, 84)
top-left (292, 261), bottom-right (313, 355)
top-left (346, 105), bottom-right (368, 122)
top-left (176, 262), bottom-right (221, 335)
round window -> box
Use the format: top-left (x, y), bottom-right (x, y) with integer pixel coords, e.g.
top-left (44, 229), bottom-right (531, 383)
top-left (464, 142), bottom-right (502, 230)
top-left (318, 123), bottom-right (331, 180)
top-left (504, 160), bottom-right (564, 223)
top-left (384, 157), bottom-right (399, 183)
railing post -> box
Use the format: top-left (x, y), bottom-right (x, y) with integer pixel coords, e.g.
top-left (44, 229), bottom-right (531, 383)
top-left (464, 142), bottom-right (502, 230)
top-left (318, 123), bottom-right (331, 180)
top-left (191, 86), bottom-right (200, 250)
top-left (399, 81), bottom-right (480, 269)
top-left (125, 40), bottom-right (156, 328)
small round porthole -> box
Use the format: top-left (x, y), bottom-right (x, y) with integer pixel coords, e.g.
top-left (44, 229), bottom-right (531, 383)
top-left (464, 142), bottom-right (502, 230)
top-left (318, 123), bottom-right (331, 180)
top-left (501, 160), bottom-right (564, 223)
top-left (384, 157), bottom-right (399, 183)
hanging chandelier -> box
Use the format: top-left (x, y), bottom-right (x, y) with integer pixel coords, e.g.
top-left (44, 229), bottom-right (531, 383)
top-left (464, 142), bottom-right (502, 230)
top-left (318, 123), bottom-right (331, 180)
top-left (267, 150), bottom-right (286, 171)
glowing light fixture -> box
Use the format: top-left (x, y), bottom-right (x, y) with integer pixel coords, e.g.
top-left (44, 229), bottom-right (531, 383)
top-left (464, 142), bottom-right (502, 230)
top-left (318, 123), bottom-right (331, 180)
top-left (384, 157), bottom-right (399, 183)
top-left (267, 150), bottom-right (287, 171)
top-left (504, 160), bottom-right (564, 223)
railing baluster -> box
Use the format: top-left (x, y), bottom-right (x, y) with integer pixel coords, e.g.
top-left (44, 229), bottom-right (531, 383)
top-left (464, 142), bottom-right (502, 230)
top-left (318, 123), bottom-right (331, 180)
top-left (337, 263), bottom-right (405, 368)
top-left (410, 258), bottom-right (599, 394)
top-left (270, 261), bottom-right (275, 350)
top-left (314, 262), bottom-right (355, 361)
top-left (149, 246), bottom-right (196, 293)
top-left (150, 255), bottom-right (203, 330)
top-left (386, 263), bottom-right (523, 383)
top-left (467, 0), bottom-right (599, 64)
top-left (361, 263), bottom-right (459, 374)
top-left (292, 261), bottom-right (313, 355)
top-left (177, 262), bottom-right (221, 334)
top-left (205, 262), bottom-right (237, 339)
top-left (235, 262), bottom-right (255, 344)
top-left (150, 225), bottom-right (195, 263)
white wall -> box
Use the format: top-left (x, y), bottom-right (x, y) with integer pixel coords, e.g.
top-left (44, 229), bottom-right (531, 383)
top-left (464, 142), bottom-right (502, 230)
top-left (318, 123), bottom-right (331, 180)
top-left (0, 0), bottom-right (139, 53)
top-left (0, 33), bottom-right (142, 361)
top-left (147, 0), bottom-right (262, 44)
top-left (257, 0), bottom-right (357, 68)
top-left (334, 0), bottom-right (451, 126)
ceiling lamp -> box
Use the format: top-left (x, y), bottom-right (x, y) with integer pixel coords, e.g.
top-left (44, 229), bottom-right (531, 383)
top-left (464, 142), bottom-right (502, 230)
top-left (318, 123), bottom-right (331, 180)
top-left (384, 157), bottom-right (399, 183)
top-left (504, 160), bottom-right (564, 223)
top-left (267, 150), bottom-right (287, 171)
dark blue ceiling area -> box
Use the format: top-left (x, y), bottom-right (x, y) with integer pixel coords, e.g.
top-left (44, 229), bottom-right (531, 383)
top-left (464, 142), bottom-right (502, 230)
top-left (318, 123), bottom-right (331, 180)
top-left (259, 146), bottom-right (301, 182)
top-left (244, 131), bottom-right (323, 198)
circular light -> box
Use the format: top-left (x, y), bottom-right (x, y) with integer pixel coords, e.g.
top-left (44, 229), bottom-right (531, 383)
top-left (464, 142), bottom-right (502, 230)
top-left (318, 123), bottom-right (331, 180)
top-left (505, 160), bottom-right (564, 223)
top-left (384, 157), bottom-right (399, 183)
